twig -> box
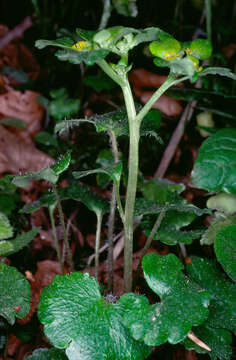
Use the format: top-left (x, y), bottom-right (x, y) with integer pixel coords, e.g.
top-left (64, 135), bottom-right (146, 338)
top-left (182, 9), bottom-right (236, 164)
top-left (52, 184), bottom-right (74, 271)
top-left (187, 331), bottom-right (211, 352)
top-left (95, 212), bottom-right (103, 280)
top-left (49, 205), bottom-right (64, 274)
top-left (0, 16), bottom-right (32, 51)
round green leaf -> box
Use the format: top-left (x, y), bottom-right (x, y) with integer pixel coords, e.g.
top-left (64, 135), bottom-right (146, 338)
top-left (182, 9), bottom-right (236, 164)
top-left (215, 225), bottom-right (236, 281)
top-left (38, 272), bottom-right (151, 360)
top-left (25, 348), bottom-right (67, 360)
top-left (186, 257), bottom-right (236, 332)
top-left (0, 263), bottom-right (31, 325)
top-left (191, 128), bottom-right (236, 194)
top-left (121, 253), bottom-right (210, 346)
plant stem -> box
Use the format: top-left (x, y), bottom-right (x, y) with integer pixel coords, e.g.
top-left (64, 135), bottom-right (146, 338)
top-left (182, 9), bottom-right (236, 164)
top-left (95, 212), bottom-right (103, 280)
top-left (99, 0), bottom-right (111, 30)
top-left (121, 79), bottom-right (138, 292)
top-left (133, 209), bottom-right (166, 289)
top-left (52, 184), bottom-right (74, 271)
top-left (107, 130), bottom-right (119, 292)
top-left (97, 59), bottom-right (125, 87)
top-left (49, 205), bottom-right (64, 274)
top-left (205, 0), bottom-right (212, 42)
top-left (136, 74), bottom-right (189, 124)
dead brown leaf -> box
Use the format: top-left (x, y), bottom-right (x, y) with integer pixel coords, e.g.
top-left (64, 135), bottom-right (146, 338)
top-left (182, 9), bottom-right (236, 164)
top-left (18, 260), bottom-right (64, 325)
top-left (0, 90), bottom-right (45, 142)
top-left (0, 124), bottom-right (53, 174)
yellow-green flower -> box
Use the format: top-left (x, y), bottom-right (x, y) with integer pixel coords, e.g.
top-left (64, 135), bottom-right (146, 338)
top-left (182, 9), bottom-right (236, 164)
top-left (71, 41), bottom-right (87, 51)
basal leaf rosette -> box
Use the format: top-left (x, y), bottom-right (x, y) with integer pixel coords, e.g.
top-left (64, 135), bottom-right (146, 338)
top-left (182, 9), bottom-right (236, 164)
top-left (25, 348), bottom-right (68, 360)
top-left (0, 263), bottom-right (31, 325)
top-left (184, 256), bottom-right (236, 359)
top-left (186, 257), bottom-right (236, 332)
top-left (121, 253), bottom-right (210, 346)
top-left (214, 225), bottom-right (236, 281)
top-left (38, 272), bottom-right (151, 360)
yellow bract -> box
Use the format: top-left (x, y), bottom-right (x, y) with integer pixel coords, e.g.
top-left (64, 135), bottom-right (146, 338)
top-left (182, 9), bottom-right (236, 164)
top-left (72, 41), bottom-right (87, 51)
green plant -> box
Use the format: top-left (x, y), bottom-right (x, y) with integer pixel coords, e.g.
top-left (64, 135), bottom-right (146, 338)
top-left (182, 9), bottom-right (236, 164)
top-left (1, 22), bottom-right (236, 359)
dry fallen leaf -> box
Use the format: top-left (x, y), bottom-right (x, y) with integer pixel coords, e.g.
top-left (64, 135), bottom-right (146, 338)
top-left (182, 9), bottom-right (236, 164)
top-left (18, 260), bottom-right (64, 325)
top-left (129, 68), bottom-right (183, 117)
top-left (0, 124), bottom-right (53, 174)
top-left (0, 90), bottom-right (45, 142)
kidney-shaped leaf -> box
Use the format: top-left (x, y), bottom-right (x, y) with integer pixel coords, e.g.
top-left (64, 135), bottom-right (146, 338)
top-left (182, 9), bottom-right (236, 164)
top-left (214, 225), bottom-right (236, 281)
top-left (38, 272), bottom-right (151, 360)
top-left (186, 257), bottom-right (236, 332)
top-left (191, 128), bottom-right (236, 194)
top-left (25, 348), bottom-right (68, 360)
top-left (0, 263), bottom-right (31, 325)
top-left (121, 253), bottom-right (210, 346)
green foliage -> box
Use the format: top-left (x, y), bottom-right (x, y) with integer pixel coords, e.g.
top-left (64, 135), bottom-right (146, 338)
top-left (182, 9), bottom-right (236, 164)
top-left (121, 253), bottom-right (210, 346)
top-left (0, 228), bottom-right (39, 257)
top-left (83, 71), bottom-right (118, 91)
top-left (34, 131), bottom-right (59, 148)
top-left (25, 348), bottom-right (68, 360)
top-left (191, 128), bottom-right (236, 194)
top-left (49, 88), bottom-right (80, 121)
top-left (214, 225), bottom-right (236, 281)
top-left (12, 151), bottom-right (71, 187)
top-left (184, 324), bottom-right (232, 360)
top-left (0, 263), bottom-right (31, 325)
top-left (0, 212), bottom-right (13, 240)
top-left (55, 107), bottom-right (161, 141)
top-left (186, 257), bottom-right (236, 332)
top-left (200, 215), bottom-right (236, 245)
top-left (38, 272), bottom-right (151, 360)
top-left (137, 179), bottom-right (209, 245)
top-left (0, 177), bottom-right (20, 216)
top-left (0, 117), bottom-right (26, 129)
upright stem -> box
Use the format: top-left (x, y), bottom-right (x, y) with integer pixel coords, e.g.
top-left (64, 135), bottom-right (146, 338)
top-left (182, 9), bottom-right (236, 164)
top-left (49, 205), bottom-right (64, 274)
top-left (99, 0), bottom-right (111, 30)
top-left (95, 212), bottom-right (103, 280)
top-left (52, 184), bottom-right (74, 271)
top-left (107, 130), bottom-right (119, 292)
top-left (122, 80), bottom-right (138, 292)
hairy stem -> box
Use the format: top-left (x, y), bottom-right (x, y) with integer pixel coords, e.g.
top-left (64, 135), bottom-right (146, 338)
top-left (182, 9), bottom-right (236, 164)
top-left (95, 212), bottom-right (103, 280)
top-left (136, 74), bottom-right (189, 124)
top-left (49, 205), bottom-right (64, 274)
top-left (107, 130), bottom-right (119, 291)
top-left (122, 80), bottom-right (138, 292)
top-left (52, 184), bottom-right (74, 271)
